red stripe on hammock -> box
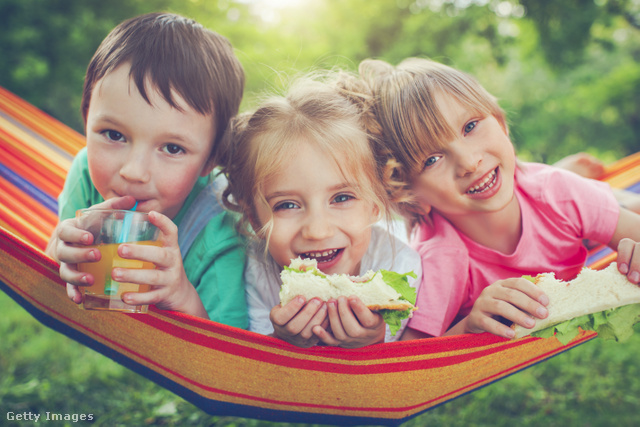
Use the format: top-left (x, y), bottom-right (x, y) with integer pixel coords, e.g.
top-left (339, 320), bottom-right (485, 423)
top-left (3, 275), bottom-right (591, 415)
top-left (0, 86), bottom-right (85, 155)
top-left (0, 175), bottom-right (57, 229)
top-left (130, 312), bottom-right (531, 373)
top-left (0, 138), bottom-right (65, 197)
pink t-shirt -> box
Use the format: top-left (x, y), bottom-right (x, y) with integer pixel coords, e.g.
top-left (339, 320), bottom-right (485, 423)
top-left (407, 163), bottom-right (619, 337)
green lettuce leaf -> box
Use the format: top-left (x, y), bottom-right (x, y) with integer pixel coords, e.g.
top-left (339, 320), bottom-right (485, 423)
top-left (380, 308), bottom-right (414, 336)
top-left (378, 270), bottom-right (417, 336)
top-left (380, 270), bottom-right (417, 305)
top-left (284, 264), bottom-right (326, 278)
top-left (531, 304), bottom-right (640, 345)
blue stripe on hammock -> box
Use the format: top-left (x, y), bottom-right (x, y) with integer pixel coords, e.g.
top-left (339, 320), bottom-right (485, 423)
top-left (0, 278), bottom-right (412, 426)
top-left (0, 162), bottom-right (58, 213)
top-left (627, 182), bottom-right (640, 193)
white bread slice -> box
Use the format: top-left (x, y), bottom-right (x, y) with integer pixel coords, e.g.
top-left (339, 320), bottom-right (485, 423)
top-left (279, 258), bottom-right (416, 311)
top-left (513, 263), bottom-right (640, 338)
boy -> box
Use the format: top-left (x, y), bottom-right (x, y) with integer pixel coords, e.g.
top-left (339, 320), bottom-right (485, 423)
top-left (46, 12), bottom-right (248, 328)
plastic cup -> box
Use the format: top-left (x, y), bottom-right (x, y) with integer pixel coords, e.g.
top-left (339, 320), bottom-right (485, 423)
top-left (76, 208), bottom-right (160, 313)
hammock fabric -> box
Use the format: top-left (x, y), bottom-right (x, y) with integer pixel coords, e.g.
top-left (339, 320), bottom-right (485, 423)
top-left (1, 85), bottom-right (639, 426)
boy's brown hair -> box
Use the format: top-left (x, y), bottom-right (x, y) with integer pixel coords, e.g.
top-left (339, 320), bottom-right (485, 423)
top-left (81, 12), bottom-right (245, 151)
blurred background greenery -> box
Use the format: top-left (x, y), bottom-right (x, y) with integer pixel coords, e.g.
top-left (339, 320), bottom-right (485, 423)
top-left (0, 0), bottom-right (639, 163)
top-left (1, 1), bottom-right (640, 426)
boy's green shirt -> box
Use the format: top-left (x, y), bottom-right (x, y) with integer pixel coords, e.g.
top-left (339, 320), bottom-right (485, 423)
top-left (58, 148), bottom-right (248, 328)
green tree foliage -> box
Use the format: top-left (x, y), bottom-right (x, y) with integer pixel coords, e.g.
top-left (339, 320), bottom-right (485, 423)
top-left (0, 0), bottom-right (638, 160)
top-left (0, 0), bottom-right (172, 131)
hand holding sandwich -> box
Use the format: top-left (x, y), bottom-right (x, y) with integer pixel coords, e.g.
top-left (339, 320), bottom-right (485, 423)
top-left (272, 257), bottom-right (417, 347)
top-left (270, 295), bottom-right (387, 348)
top-left (446, 277), bottom-right (550, 339)
top-left (270, 296), bottom-right (329, 348)
top-left (312, 296), bottom-right (386, 348)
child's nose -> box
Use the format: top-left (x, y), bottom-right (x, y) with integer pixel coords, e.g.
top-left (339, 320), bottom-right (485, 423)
top-left (301, 211), bottom-right (334, 241)
top-left (455, 149), bottom-right (482, 177)
top-left (119, 152), bottom-right (151, 183)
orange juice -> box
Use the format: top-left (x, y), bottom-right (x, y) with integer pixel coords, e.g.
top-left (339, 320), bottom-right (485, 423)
top-left (78, 240), bottom-right (161, 313)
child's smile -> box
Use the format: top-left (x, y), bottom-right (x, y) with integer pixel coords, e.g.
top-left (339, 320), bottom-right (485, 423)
top-left (411, 93), bottom-right (517, 220)
top-left (466, 168), bottom-right (498, 195)
top-left (255, 140), bottom-right (378, 276)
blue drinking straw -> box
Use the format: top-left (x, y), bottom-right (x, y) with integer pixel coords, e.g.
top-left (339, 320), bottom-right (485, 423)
top-left (104, 201), bottom-right (138, 295)
top-left (118, 201), bottom-right (139, 244)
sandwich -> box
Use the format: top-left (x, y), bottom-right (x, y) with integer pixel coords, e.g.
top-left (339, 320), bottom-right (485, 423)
top-left (512, 263), bottom-right (640, 344)
top-left (280, 257), bottom-right (418, 336)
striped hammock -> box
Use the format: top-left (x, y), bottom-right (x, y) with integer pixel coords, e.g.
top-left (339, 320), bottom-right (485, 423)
top-left (1, 85), bottom-right (639, 426)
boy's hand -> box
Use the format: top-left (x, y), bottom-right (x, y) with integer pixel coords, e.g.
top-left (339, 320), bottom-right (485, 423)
top-left (458, 277), bottom-right (549, 339)
top-left (45, 196), bottom-right (137, 304)
top-left (270, 297), bottom-right (329, 348)
top-left (117, 211), bottom-right (208, 318)
top-left (616, 238), bottom-right (640, 284)
top-left (313, 296), bottom-right (386, 348)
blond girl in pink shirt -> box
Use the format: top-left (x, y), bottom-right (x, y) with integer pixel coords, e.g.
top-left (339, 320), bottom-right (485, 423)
top-left (359, 57), bottom-right (640, 340)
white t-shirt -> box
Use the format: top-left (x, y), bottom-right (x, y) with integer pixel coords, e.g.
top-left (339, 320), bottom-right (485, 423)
top-left (244, 223), bottom-right (422, 342)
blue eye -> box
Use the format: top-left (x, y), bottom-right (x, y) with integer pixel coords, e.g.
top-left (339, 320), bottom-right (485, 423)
top-left (333, 194), bottom-right (355, 204)
top-left (464, 121), bottom-right (477, 135)
top-left (103, 130), bottom-right (125, 142)
top-left (423, 155), bottom-right (440, 169)
top-left (274, 201), bottom-right (298, 211)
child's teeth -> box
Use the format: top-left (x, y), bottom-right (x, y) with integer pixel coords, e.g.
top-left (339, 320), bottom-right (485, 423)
top-left (303, 249), bottom-right (338, 259)
top-left (468, 170), bottom-right (497, 194)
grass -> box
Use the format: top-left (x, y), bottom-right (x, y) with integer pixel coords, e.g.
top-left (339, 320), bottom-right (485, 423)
top-left (1, 291), bottom-right (639, 427)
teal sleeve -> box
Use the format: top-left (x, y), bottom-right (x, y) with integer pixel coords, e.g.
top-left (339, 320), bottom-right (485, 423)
top-left (182, 211), bottom-right (248, 329)
top-left (57, 147), bottom-right (104, 221)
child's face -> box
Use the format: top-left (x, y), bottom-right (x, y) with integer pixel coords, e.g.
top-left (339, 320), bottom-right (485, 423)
top-left (410, 92), bottom-right (517, 221)
top-left (85, 64), bottom-right (216, 219)
top-left (255, 140), bottom-right (378, 276)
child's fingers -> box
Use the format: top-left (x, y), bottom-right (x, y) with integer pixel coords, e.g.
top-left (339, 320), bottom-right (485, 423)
top-left (336, 297), bottom-right (367, 338)
top-left (57, 244), bottom-right (101, 267)
top-left (314, 325), bottom-right (340, 346)
top-left (270, 297), bottom-right (305, 326)
top-left (148, 211), bottom-right (179, 246)
top-left (347, 296), bottom-right (380, 329)
top-left (326, 299), bottom-right (348, 340)
top-left (510, 277), bottom-right (550, 307)
top-left (56, 219), bottom-right (94, 248)
top-left (66, 283), bottom-right (84, 304)
top-left (485, 318), bottom-right (517, 339)
top-left (465, 311), bottom-right (518, 339)
top-left (490, 278), bottom-right (549, 319)
top-left (477, 291), bottom-right (543, 329)
top-left (59, 261), bottom-right (94, 287)
top-left (616, 238), bottom-right (640, 283)
top-left (121, 288), bottom-right (163, 307)
top-left (271, 298), bottom-right (326, 334)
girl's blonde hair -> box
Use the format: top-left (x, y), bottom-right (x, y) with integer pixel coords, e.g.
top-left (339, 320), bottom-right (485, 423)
top-left (359, 58), bottom-right (508, 228)
top-left (219, 70), bottom-right (393, 244)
